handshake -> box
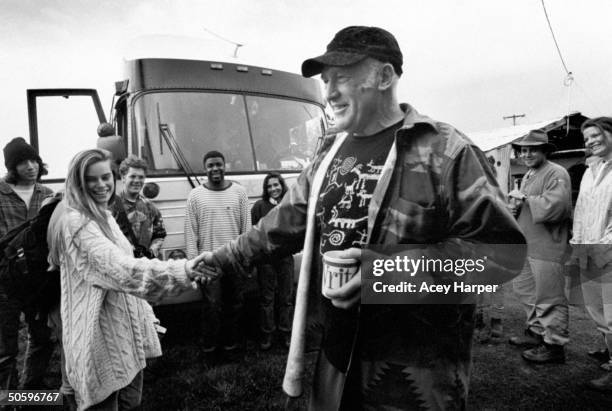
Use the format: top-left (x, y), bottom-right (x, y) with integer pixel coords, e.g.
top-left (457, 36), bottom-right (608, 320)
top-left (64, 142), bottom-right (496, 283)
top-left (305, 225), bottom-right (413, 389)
top-left (184, 252), bottom-right (223, 286)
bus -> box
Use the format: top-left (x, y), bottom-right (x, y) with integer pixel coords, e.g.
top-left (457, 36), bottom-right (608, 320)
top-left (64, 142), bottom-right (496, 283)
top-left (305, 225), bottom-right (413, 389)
top-left (27, 57), bottom-right (328, 304)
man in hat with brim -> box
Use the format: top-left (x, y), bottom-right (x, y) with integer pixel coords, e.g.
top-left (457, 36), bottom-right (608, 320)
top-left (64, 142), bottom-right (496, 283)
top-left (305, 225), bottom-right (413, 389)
top-left (507, 130), bottom-right (572, 364)
top-left (196, 25), bottom-right (525, 409)
top-left (0, 137), bottom-right (54, 395)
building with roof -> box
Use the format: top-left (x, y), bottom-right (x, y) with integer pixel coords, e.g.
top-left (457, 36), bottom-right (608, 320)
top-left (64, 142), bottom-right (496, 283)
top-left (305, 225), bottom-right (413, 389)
top-left (468, 112), bottom-right (588, 202)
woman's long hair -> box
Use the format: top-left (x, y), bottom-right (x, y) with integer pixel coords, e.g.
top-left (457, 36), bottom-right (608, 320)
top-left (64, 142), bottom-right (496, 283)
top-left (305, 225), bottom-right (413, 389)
top-left (261, 172), bottom-right (288, 203)
top-left (64, 149), bottom-right (117, 240)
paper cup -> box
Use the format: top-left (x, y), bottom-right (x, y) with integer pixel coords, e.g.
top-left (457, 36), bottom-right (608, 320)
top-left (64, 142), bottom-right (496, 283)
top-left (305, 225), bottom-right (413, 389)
top-left (322, 250), bottom-right (360, 297)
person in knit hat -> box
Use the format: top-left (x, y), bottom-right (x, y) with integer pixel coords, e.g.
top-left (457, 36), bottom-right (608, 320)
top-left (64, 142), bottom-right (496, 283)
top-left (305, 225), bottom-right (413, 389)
top-left (47, 148), bottom-right (215, 410)
top-left (572, 117), bottom-right (612, 392)
top-left (1, 137), bottom-right (49, 214)
top-left (3, 137), bottom-right (45, 180)
top-left (0, 137), bottom-right (54, 396)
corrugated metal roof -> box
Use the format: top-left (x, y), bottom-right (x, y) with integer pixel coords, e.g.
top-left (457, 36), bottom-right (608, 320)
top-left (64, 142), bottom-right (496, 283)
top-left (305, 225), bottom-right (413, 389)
top-left (468, 115), bottom-right (569, 152)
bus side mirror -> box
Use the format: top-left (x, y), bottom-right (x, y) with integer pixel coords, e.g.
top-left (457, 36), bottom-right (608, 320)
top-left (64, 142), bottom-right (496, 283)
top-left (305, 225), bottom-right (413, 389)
top-left (96, 122), bottom-right (126, 162)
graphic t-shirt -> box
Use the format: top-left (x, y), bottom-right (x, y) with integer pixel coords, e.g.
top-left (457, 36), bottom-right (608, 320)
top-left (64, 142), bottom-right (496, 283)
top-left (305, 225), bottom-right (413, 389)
top-left (316, 121), bottom-right (401, 255)
top-left (314, 120), bottom-right (401, 373)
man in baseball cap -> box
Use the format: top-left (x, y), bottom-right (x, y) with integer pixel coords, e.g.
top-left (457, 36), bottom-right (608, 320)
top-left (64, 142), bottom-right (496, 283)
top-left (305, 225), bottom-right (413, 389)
top-left (198, 26), bottom-right (525, 409)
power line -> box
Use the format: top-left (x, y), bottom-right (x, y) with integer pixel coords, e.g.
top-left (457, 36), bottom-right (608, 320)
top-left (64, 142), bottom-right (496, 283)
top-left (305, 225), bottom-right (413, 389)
top-left (540, 0), bottom-right (576, 130)
top-left (540, 0), bottom-right (571, 76)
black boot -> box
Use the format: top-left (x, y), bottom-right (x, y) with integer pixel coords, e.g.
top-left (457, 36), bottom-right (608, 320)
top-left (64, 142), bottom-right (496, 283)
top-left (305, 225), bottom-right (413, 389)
top-left (509, 328), bottom-right (542, 348)
top-left (522, 342), bottom-right (565, 364)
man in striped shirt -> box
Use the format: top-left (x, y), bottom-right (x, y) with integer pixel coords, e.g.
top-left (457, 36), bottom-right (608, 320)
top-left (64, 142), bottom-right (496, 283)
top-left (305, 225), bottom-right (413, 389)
top-left (184, 150), bottom-right (251, 353)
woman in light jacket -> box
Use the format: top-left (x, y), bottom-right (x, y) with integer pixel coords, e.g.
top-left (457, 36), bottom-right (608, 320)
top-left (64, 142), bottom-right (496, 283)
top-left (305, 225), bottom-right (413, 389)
top-left (48, 149), bottom-right (210, 410)
top-left (573, 117), bottom-right (612, 392)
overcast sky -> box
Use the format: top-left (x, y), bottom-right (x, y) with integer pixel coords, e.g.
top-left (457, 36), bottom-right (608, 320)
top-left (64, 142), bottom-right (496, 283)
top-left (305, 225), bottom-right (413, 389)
top-left (2, 0), bottom-right (612, 175)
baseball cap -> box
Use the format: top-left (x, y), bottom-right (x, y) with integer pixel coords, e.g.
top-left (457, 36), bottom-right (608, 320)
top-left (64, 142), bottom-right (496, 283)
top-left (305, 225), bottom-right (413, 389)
top-left (301, 26), bottom-right (403, 78)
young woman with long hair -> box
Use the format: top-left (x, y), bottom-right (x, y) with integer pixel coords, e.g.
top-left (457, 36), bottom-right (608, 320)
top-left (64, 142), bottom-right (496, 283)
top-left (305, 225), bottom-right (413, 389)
top-left (250, 173), bottom-right (294, 350)
top-left (48, 149), bottom-right (210, 410)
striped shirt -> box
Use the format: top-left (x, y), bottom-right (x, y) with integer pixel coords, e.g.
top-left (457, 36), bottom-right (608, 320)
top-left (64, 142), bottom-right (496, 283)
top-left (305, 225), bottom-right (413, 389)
top-left (572, 158), bottom-right (612, 244)
top-left (184, 182), bottom-right (251, 258)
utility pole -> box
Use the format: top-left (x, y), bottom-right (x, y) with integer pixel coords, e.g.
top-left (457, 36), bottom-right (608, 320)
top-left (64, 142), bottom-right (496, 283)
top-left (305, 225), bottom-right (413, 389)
top-left (503, 114), bottom-right (526, 126)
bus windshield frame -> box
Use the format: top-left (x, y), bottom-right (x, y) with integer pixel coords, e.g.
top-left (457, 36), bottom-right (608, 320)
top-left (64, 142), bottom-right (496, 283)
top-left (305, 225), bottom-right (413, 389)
top-left (131, 90), bottom-right (327, 176)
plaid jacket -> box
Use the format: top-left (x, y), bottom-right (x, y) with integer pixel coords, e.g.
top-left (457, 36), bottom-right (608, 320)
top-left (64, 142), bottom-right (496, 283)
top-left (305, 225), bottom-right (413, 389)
top-left (215, 104), bottom-right (525, 410)
top-left (0, 179), bottom-right (53, 238)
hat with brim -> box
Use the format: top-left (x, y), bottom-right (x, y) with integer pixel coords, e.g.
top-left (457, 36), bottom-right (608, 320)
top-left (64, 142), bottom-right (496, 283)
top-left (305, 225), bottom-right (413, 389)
top-left (511, 130), bottom-right (556, 152)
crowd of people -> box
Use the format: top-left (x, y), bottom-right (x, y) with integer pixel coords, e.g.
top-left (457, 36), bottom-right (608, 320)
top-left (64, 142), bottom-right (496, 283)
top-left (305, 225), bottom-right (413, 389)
top-left (1, 25), bottom-right (612, 410)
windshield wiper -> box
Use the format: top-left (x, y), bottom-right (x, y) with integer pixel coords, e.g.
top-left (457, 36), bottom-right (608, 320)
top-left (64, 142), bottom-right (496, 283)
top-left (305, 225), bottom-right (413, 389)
top-left (157, 104), bottom-right (201, 188)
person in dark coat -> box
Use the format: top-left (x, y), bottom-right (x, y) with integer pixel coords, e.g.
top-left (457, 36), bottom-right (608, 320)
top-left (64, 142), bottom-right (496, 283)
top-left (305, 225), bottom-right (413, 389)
top-left (251, 173), bottom-right (294, 350)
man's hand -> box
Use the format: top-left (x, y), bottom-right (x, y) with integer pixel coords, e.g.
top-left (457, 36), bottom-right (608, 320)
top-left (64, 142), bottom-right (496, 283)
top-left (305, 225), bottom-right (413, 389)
top-left (323, 248), bottom-right (361, 309)
top-left (507, 189), bottom-right (525, 217)
top-left (185, 252), bottom-right (221, 285)
top-left (508, 188), bottom-right (526, 201)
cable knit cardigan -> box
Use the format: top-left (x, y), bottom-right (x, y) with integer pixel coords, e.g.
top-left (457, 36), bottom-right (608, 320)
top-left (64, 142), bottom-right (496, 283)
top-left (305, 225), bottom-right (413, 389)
top-left (54, 206), bottom-right (193, 410)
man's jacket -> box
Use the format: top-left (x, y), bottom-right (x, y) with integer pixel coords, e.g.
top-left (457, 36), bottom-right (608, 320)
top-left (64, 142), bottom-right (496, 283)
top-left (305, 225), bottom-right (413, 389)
top-left (214, 104), bottom-right (526, 410)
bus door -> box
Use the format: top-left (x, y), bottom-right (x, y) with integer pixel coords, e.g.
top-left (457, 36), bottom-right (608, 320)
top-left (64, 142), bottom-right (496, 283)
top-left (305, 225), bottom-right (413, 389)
top-left (27, 89), bottom-right (106, 180)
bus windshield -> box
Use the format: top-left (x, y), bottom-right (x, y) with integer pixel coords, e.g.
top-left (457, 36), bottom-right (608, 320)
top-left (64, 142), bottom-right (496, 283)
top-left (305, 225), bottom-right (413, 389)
top-left (133, 91), bottom-right (326, 175)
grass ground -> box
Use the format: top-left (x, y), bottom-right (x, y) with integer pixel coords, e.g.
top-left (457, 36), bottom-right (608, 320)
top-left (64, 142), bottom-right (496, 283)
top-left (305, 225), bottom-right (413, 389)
top-left (17, 285), bottom-right (612, 410)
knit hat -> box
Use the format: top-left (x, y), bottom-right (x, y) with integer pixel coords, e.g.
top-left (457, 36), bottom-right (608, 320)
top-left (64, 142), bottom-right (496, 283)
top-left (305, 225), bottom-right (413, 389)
top-left (3, 137), bottom-right (42, 170)
top-left (301, 26), bottom-right (403, 78)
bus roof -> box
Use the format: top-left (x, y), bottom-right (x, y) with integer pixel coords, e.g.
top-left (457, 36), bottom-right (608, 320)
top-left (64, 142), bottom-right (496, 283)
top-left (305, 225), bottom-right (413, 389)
top-left (123, 58), bottom-right (326, 106)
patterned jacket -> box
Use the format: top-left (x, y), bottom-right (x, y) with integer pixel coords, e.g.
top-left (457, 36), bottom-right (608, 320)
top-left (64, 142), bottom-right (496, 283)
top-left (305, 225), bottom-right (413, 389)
top-left (0, 179), bottom-right (53, 238)
top-left (110, 193), bottom-right (166, 249)
top-left (214, 104), bottom-right (525, 410)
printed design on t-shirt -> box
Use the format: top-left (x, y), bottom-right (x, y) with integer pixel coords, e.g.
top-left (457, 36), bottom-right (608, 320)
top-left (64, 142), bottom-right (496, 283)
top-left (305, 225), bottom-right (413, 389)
top-left (321, 229), bottom-right (345, 248)
top-left (338, 179), bottom-right (359, 209)
top-left (317, 154), bottom-right (384, 254)
top-left (327, 205), bottom-right (368, 229)
top-left (351, 229), bottom-right (368, 247)
top-left (350, 163), bottom-right (383, 190)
